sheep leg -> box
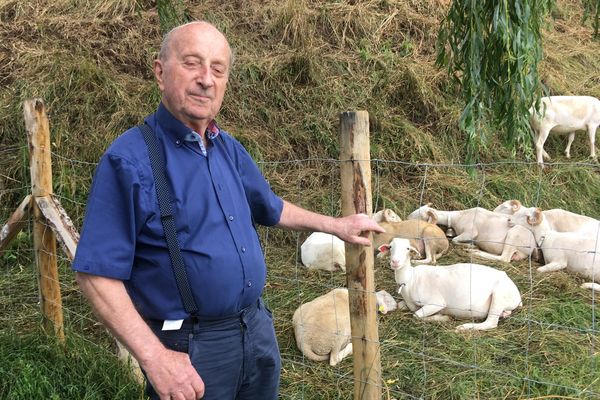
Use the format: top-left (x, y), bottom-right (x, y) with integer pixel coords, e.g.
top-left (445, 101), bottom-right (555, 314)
top-left (581, 282), bottom-right (600, 291)
top-left (412, 245), bottom-right (434, 264)
top-left (535, 126), bottom-right (552, 164)
top-left (414, 304), bottom-right (445, 319)
top-left (420, 314), bottom-right (451, 322)
top-left (456, 281), bottom-right (520, 331)
top-left (467, 242), bottom-right (529, 263)
top-left (451, 233), bottom-right (476, 247)
top-left (537, 262), bottom-right (566, 273)
top-left (588, 123), bottom-right (598, 160)
top-left (329, 342), bottom-right (353, 367)
top-left (542, 149), bottom-right (551, 159)
top-left (397, 300), bottom-right (408, 310)
top-left (455, 314), bottom-right (500, 331)
top-left (565, 132), bottom-right (575, 158)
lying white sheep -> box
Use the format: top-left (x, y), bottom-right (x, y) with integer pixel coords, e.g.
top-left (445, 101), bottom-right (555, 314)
top-left (300, 232), bottom-right (346, 272)
top-left (529, 96), bottom-right (600, 166)
top-left (407, 204), bottom-right (537, 263)
top-left (378, 238), bottom-right (522, 330)
top-left (495, 199), bottom-right (599, 233)
top-left (292, 288), bottom-right (352, 366)
top-left (376, 289), bottom-right (397, 314)
top-left (300, 209), bottom-right (401, 271)
top-left (508, 208), bottom-right (600, 291)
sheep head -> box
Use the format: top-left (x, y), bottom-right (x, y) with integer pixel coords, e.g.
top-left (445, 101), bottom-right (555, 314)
top-left (526, 208), bottom-right (544, 226)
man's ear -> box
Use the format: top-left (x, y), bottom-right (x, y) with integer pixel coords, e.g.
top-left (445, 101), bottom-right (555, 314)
top-left (378, 244), bottom-right (390, 254)
top-left (153, 60), bottom-right (165, 91)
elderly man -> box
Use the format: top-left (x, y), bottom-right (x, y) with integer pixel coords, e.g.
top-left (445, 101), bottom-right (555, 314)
top-left (72, 21), bottom-right (383, 400)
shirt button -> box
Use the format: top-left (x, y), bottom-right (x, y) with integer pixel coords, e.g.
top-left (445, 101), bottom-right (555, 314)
top-left (228, 215), bottom-right (234, 221)
top-left (175, 139), bottom-right (181, 146)
top-left (247, 281), bottom-right (252, 287)
top-left (241, 246), bottom-right (246, 253)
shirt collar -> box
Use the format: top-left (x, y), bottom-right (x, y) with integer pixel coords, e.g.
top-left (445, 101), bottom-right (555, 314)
top-left (156, 102), bottom-right (221, 143)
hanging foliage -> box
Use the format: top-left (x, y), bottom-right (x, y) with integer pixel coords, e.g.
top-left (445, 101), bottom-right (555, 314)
top-left (157, 0), bottom-right (189, 35)
top-left (582, 0), bottom-right (600, 38)
top-left (436, 0), bottom-right (555, 164)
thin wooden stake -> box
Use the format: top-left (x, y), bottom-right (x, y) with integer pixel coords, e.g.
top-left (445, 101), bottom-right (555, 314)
top-left (339, 110), bottom-right (381, 400)
top-left (0, 195), bottom-right (32, 253)
top-left (24, 98), bottom-right (64, 342)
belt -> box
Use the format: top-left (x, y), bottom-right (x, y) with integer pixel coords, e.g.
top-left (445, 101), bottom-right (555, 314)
top-left (146, 298), bottom-right (262, 329)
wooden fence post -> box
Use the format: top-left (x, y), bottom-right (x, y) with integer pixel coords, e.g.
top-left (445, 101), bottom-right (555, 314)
top-left (24, 98), bottom-right (64, 342)
top-left (339, 111), bottom-right (381, 400)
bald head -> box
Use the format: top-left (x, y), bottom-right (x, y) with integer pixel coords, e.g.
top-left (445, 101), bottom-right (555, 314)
top-left (158, 21), bottom-right (234, 67)
top-left (153, 20), bottom-right (232, 134)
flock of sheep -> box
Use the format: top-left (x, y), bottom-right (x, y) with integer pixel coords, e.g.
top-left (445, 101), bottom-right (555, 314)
top-left (292, 94), bottom-right (600, 367)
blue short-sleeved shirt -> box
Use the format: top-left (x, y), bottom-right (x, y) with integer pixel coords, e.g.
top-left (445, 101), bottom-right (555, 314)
top-left (72, 103), bottom-right (284, 320)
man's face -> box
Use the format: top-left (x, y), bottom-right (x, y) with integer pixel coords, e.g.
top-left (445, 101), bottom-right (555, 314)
top-left (154, 23), bottom-right (230, 131)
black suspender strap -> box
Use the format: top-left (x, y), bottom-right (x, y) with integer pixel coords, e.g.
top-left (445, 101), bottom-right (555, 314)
top-left (138, 123), bottom-right (199, 316)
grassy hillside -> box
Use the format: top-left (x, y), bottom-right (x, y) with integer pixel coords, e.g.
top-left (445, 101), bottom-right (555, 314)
top-left (1, 0), bottom-right (600, 399)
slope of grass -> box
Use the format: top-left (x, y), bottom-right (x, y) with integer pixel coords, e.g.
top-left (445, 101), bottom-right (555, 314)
top-left (1, 0), bottom-right (600, 399)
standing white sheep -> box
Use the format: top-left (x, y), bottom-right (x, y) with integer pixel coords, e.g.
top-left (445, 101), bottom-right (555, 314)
top-left (378, 238), bottom-right (522, 330)
top-left (529, 96), bottom-right (600, 166)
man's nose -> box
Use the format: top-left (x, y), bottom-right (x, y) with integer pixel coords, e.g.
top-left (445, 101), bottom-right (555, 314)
top-left (196, 66), bottom-right (214, 87)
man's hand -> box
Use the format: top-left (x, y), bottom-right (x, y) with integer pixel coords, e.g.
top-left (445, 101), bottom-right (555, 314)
top-left (143, 347), bottom-right (205, 400)
top-left (332, 213), bottom-right (385, 246)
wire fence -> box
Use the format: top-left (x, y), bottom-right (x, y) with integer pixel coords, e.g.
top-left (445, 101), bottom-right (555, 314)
top-left (1, 147), bottom-right (600, 399)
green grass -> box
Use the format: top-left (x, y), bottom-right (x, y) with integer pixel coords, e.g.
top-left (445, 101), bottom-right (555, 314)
top-left (0, 328), bottom-right (144, 400)
top-left (1, 0), bottom-right (600, 399)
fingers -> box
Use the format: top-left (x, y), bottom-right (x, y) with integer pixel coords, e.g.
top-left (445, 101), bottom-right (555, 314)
top-left (148, 348), bottom-right (205, 400)
top-left (191, 375), bottom-right (205, 399)
top-left (161, 382), bottom-right (204, 400)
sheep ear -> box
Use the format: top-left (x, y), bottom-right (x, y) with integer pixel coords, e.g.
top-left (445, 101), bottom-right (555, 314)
top-left (409, 246), bottom-right (421, 257)
top-left (382, 209), bottom-right (392, 222)
top-left (378, 244), bottom-right (391, 254)
top-left (425, 210), bottom-right (438, 224)
top-left (527, 208), bottom-right (543, 225)
top-left (510, 200), bottom-right (521, 212)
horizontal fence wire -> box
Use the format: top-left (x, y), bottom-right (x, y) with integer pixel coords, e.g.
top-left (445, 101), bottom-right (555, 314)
top-left (1, 152), bottom-right (600, 399)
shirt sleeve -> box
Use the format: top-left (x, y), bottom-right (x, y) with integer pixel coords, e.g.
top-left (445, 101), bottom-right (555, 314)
top-left (72, 152), bottom-right (149, 279)
top-left (230, 138), bottom-right (283, 227)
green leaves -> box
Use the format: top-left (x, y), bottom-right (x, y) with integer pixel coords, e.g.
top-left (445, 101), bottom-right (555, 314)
top-left (582, 0), bottom-right (600, 38)
top-left (437, 0), bottom-right (554, 164)
top-left (157, 0), bottom-right (189, 35)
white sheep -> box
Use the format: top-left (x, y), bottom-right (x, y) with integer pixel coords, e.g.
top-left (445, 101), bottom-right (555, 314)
top-left (407, 204), bottom-right (537, 263)
top-left (529, 96), bottom-right (600, 166)
top-left (495, 199), bottom-right (599, 233)
top-left (508, 208), bottom-right (600, 291)
top-left (292, 288), bottom-right (352, 366)
top-left (300, 232), bottom-right (346, 272)
top-left (300, 209), bottom-right (401, 271)
top-left (376, 289), bottom-right (398, 314)
top-left (378, 238), bottom-right (522, 330)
